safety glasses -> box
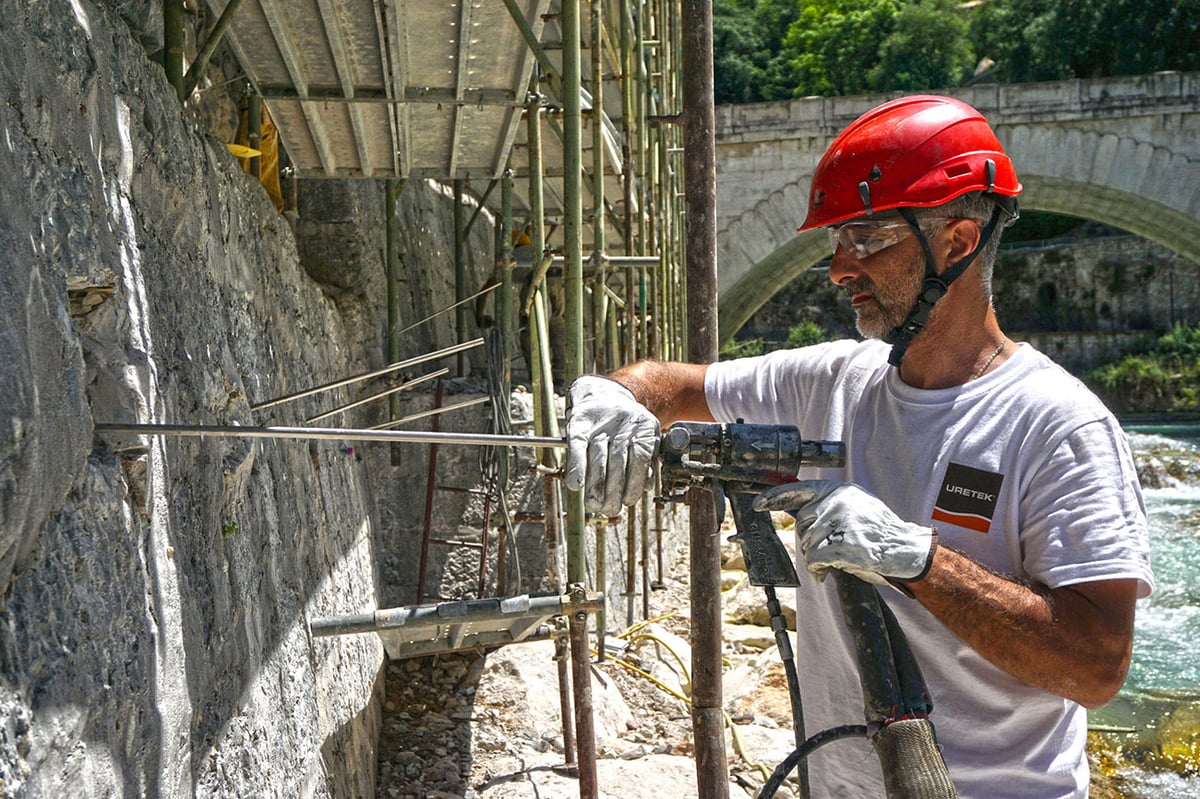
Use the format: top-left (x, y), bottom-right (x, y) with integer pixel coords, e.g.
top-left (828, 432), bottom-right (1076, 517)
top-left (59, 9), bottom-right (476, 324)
top-left (827, 218), bottom-right (953, 260)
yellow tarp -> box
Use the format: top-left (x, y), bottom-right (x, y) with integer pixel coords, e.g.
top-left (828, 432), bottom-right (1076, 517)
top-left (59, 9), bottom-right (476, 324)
top-left (234, 100), bottom-right (283, 212)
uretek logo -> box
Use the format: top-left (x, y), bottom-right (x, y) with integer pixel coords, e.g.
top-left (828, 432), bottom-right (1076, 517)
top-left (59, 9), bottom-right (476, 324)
top-left (932, 462), bottom-right (1004, 534)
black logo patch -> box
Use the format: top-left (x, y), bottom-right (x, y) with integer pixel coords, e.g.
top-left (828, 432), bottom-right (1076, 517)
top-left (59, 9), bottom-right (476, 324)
top-left (932, 462), bottom-right (1004, 534)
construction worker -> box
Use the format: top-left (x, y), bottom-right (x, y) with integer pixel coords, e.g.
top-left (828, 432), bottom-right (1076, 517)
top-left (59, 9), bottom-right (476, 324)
top-left (565, 95), bottom-right (1153, 797)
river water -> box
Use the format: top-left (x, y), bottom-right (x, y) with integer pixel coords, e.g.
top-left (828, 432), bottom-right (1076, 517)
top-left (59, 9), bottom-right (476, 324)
top-left (1089, 425), bottom-right (1200, 796)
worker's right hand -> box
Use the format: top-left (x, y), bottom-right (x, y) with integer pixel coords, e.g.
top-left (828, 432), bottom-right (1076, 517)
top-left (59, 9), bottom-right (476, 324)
top-left (564, 375), bottom-right (660, 517)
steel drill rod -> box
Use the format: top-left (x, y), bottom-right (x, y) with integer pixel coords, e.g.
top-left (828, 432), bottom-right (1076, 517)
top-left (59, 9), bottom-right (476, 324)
top-left (94, 423), bottom-right (565, 450)
top-left (305, 368), bottom-right (447, 423)
top-left (249, 338), bottom-right (484, 410)
top-left (367, 396), bottom-right (490, 430)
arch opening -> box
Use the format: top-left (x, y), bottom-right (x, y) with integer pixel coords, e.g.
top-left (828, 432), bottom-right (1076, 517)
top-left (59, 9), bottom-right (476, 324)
top-left (718, 176), bottom-right (1200, 344)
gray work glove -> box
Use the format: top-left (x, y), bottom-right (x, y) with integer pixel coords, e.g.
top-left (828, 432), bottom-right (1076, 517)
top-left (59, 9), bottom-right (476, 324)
top-left (753, 480), bottom-right (937, 586)
top-left (564, 376), bottom-right (661, 517)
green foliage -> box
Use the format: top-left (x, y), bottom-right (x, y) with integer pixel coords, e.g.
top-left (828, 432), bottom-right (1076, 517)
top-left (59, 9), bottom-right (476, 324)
top-left (867, 0), bottom-right (975, 91)
top-left (786, 320), bottom-right (833, 348)
top-left (969, 0), bottom-right (1200, 83)
top-left (1157, 323), bottom-right (1200, 367)
top-left (784, 0), bottom-right (901, 97)
top-left (714, 0), bottom-right (804, 103)
top-left (1085, 324), bottom-right (1200, 414)
top-left (1088, 356), bottom-right (1173, 414)
top-left (713, 0), bottom-right (1200, 103)
top-left (721, 335), bottom-right (766, 360)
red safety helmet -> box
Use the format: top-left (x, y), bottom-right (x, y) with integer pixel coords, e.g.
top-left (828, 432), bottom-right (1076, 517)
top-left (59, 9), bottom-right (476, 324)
top-left (799, 95), bottom-right (1021, 231)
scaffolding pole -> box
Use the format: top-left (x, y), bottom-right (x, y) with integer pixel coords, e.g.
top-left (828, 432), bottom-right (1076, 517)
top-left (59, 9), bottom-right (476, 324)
top-left (561, 0), bottom-right (599, 795)
top-left (680, 0), bottom-right (727, 796)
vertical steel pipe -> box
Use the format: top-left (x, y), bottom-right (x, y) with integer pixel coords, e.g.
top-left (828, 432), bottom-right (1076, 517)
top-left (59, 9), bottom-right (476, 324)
top-left (619, 1), bottom-right (637, 364)
top-left (499, 172), bottom-right (515, 397)
top-left (386, 179), bottom-right (406, 464)
top-left (527, 70), bottom-right (578, 769)
top-left (680, 0), bottom-right (727, 796)
top-left (562, 1), bottom-right (599, 795)
top-left (591, 0), bottom-right (608, 374)
top-left (455, 179), bottom-right (468, 377)
top-left (247, 93), bottom-right (262, 179)
top-left (417, 380), bottom-right (446, 605)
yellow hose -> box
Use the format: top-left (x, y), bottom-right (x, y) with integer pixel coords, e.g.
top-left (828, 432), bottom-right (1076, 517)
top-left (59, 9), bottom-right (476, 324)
top-left (593, 629), bottom-right (776, 782)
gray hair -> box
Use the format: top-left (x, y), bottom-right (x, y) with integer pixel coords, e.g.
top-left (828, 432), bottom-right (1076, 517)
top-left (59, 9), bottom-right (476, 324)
top-left (923, 192), bottom-right (1008, 296)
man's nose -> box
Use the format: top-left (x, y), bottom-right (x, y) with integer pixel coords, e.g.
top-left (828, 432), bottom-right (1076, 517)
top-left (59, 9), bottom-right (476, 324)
top-left (827, 247), bottom-right (861, 286)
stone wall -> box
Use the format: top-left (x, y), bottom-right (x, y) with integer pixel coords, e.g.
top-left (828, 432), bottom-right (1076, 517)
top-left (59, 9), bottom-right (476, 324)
top-left (0, 3), bottom-right (388, 796)
top-left (0, 5), bottom-right (677, 796)
top-left (995, 235), bottom-right (1200, 332)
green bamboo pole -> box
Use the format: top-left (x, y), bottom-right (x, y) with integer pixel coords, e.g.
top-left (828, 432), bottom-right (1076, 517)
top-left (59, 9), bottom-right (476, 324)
top-left (591, 0), bottom-right (608, 375)
top-left (561, 1), bottom-right (599, 794)
top-left (183, 0), bottom-right (246, 99)
top-left (164, 0), bottom-right (184, 102)
top-left (619, 0), bottom-right (638, 364)
top-left (527, 73), bottom-right (576, 767)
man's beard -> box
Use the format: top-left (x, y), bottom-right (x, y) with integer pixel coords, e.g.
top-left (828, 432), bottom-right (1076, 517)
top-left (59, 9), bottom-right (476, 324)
top-left (845, 265), bottom-right (924, 339)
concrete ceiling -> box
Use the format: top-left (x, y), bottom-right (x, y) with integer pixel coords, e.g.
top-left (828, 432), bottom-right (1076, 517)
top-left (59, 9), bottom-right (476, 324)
top-left (205, 0), bottom-right (549, 181)
top-left (204, 0), bottom-right (642, 249)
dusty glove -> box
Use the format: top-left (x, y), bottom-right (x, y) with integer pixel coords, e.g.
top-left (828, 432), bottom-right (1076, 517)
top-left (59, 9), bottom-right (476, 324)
top-left (752, 479), bottom-right (937, 586)
top-left (564, 376), bottom-right (661, 517)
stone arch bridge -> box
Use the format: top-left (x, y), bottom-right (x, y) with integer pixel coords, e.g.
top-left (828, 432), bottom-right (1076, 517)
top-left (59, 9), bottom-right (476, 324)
top-left (715, 72), bottom-right (1200, 341)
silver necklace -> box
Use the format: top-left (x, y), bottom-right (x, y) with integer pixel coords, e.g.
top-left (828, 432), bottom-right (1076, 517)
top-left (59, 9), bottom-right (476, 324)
top-left (970, 338), bottom-right (1007, 381)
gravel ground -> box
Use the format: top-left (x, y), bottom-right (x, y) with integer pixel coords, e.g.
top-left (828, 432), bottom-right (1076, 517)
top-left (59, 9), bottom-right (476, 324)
top-left (371, 531), bottom-right (802, 799)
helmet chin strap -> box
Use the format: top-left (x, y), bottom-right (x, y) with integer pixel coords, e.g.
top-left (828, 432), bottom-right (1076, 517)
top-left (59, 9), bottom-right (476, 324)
top-left (883, 206), bottom-right (1005, 367)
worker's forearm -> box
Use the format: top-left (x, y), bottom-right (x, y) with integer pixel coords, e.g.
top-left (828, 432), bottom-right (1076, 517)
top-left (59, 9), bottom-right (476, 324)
top-left (608, 360), bottom-right (713, 425)
top-left (907, 546), bottom-right (1136, 708)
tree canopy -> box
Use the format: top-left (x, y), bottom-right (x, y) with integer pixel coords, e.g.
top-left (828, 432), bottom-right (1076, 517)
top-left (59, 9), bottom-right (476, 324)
top-left (713, 0), bottom-right (1200, 103)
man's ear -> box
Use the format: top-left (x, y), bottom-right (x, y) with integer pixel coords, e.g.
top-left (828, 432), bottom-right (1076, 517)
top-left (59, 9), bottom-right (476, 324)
top-left (947, 217), bottom-right (983, 262)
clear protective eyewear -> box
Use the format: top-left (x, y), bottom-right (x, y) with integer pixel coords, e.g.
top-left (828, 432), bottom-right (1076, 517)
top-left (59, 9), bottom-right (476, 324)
top-left (827, 217), bottom-right (952, 260)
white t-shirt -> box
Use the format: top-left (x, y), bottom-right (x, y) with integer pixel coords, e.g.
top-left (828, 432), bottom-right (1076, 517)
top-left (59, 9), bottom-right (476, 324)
top-left (705, 339), bottom-right (1154, 799)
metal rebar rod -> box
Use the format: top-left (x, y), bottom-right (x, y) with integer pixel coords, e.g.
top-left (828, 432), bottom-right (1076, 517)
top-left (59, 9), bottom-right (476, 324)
top-left (594, 516), bottom-right (607, 662)
top-left (304, 368), bottom-right (447, 423)
top-left (395, 284), bottom-right (498, 339)
top-left (94, 423), bottom-right (565, 450)
top-left (368, 396), bottom-right (490, 430)
top-left (625, 505), bottom-right (636, 627)
top-left (249, 338), bottom-right (484, 410)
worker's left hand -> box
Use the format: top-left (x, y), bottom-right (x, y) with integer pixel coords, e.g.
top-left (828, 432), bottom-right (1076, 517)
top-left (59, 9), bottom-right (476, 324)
top-left (753, 480), bottom-right (937, 586)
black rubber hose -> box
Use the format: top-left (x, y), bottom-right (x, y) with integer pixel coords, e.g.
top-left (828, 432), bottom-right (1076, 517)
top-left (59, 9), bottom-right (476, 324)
top-left (756, 725), bottom-right (869, 799)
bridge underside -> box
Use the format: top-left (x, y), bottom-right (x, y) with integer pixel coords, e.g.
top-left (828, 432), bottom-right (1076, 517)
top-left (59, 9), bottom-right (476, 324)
top-left (718, 176), bottom-right (1200, 343)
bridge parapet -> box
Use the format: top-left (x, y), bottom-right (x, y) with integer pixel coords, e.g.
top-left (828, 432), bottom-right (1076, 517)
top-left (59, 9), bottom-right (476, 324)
top-left (714, 72), bottom-right (1200, 341)
top-left (716, 71), bottom-right (1200, 145)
